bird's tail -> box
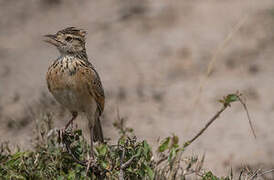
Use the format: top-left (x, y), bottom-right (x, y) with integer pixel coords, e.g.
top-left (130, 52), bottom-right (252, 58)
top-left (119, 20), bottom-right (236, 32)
top-left (93, 116), bottom-right (104, 143)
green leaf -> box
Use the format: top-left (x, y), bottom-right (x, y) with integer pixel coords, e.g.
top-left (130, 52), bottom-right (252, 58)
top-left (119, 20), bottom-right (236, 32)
top-left (221, 93), bottom-right (240, 107)
top-left (145, 165), bottom-right (155, 180)
top-left (118, 137), bottom-right (126, 145)
top-left (168, 148), bottom-right (176, 164)
top-left (9, 174), bottom-right (25, 180)
top-left (11, 152), bottom-right (25, 159)
top-left (202, 171), bottom-right (219, 180)
top-left (74, 129), bottom-right (82, 136)
top-left (100, 160), bottom-right (108, 169)
top-left (97, 144), bottom-right (107, 156)
top-left (227, 94), bottom-right (238, 102)
top-left (136, 147), bottom-right (142, 157)
top-left (68, 170), bottom-right (76, 180)
top-left (171, 135), bottom-right (179, 148)
top-left (5, 152), bottom-right (25, 166)
top-left (143, 140), bottom-right (151, 159)
top-left (158, 137), bottom-right (170, 152)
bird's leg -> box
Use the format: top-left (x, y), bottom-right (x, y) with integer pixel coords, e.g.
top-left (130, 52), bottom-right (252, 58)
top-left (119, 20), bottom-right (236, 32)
top-left (86, 124), bottom-right (94, 174)
top-left (59, 112), bottom-right (78, 142)
top-left (90, 127), bottom-right (94, 158)
top-left (86, 106), bottom-right (97, 175)
top-left (65, 111), bottom-right (78, 130)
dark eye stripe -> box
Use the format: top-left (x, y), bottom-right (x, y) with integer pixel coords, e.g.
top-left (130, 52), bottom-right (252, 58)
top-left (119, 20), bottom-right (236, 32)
top-left (74, 37), bottom-right (83, 42)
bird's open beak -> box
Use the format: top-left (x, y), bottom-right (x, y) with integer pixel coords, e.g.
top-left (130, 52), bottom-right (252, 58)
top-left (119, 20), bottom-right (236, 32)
top-left (43, 34), bottom-right (58, 46)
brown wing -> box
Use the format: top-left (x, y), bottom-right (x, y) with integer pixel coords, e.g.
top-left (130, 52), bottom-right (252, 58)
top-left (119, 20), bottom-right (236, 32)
top-left (81, 60), bottom-right (105, 115)
top-left (90, 72), bottom-right (105, 115)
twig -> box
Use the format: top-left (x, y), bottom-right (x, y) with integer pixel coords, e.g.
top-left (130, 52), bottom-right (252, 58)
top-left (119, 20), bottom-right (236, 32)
top-left (157, 93), bottom-right (250, 170)
top-left (59, 130), bottom-right (87, 166)
top-left (168, 151), bottom-right (182, 180)
top-left (195, 153), bottom-right (205, 173)
top-left (156, 155), bottom-right (168, 166)
top-left (119, 147), bottom-right (126, 180)
top-left (157, 103), bottom-right (228, 167)
top-left (249, 168), bottom-right (261, 180)
top-left (121, 154), bottom-right (139, 169)
top-left (119, 145), bottom-right (139, 180)
top-left (184, 105), bottom-right (227, 148)
top-left (249, 169), bottom-right (274, 180)
top-left (60, 130), bottom-right (107, 177)
top-left (258, 169), bottom-right (274, 176)
top-left (238, 96), bottom-right (256, 139)
top-left (63, 138), bottom-right (87, 166)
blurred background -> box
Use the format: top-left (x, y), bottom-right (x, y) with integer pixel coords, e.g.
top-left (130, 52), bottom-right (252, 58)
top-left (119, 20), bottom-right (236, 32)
top-left (0, 0), bottom-right (274, 176)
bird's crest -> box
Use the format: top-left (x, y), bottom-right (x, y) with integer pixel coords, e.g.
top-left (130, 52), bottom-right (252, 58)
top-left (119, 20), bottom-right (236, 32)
top-left (59, 27), bottom-right (87, 38)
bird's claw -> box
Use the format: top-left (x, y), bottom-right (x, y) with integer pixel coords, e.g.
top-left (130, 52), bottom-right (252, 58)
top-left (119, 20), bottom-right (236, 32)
top-left (57, 128), bottom-right (67, 143)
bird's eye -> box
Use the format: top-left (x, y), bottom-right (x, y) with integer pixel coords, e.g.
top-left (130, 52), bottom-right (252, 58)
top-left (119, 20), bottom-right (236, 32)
top-left (65, 36), bottom-right (73, 42)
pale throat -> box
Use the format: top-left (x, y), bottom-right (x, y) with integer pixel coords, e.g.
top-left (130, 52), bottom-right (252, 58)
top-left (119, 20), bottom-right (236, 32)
top-left (58, 48), bottom-right (88, 61)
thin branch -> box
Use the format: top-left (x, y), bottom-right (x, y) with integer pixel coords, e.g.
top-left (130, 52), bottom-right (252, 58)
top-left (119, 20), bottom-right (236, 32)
top-left (156, 155), bottom-right (168, 166)
top-left (238, 97), bottom-right (256, 139)
top-left (119, 145), bottom-right (139, 180)
top-left (259, 169), bottom-right (274, 176)
top-left (119, 147), bottom-right (126, 180)
top-left (168, 151), bottom-right (182, 180)
top-left (121, 154), bottom-right (139, 169)
top-left (249, 168), bottom-right (261, 180)
top-left (184, 105), bottom-right (227, 148)
top-left (157, 104), bottom-right (228, 167)
top-left (250, 169), bottom-right (274, 179)
top-left (60, 130), bottom-right (87, 166)
top-left (195, 153), bottom-right (205, 173)
top-left (63, 138), bottom-right (87, 166)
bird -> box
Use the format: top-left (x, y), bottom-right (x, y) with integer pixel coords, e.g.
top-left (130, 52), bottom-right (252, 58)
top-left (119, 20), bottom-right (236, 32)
top-left (44, 27), bottom-right (105, 161)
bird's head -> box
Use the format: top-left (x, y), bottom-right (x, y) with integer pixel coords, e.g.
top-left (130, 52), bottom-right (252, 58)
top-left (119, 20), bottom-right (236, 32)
top-left (44, 27), bottom-right (87, 54)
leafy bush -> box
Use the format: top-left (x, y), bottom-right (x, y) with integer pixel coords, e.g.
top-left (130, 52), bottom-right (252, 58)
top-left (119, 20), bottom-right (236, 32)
top-left (0, 118), bottom-right (223, 179)
top-left (0, 93), bottom-right (270, 179)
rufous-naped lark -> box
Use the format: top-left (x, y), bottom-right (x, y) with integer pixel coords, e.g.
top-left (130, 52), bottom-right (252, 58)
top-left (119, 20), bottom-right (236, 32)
top-left (44, 27), bottom-right (105, 159)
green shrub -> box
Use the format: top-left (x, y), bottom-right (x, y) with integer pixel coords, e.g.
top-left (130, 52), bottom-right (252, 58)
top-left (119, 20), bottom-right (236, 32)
top-left (0, 93), bottom-right (267, 179)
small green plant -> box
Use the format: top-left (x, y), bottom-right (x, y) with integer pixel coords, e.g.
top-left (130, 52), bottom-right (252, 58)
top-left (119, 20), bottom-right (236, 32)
top-left (0, 92), bottom-right (271, 179)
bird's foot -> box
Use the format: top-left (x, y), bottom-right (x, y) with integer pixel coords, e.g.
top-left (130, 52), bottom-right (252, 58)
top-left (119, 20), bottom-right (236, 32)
top-left (57, 127), bottom-right (68, 143)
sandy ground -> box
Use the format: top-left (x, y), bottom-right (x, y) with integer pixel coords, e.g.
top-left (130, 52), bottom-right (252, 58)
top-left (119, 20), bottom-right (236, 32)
top-left (1, 0), bottom-right (274, 176)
